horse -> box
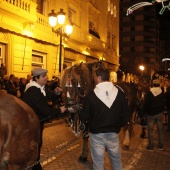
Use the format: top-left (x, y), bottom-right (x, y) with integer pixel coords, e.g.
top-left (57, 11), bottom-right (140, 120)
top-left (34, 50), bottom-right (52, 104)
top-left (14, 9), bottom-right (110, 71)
top-left (115, 81), bottom-right (137, 149)
top-left (135, 82), bottom-right (159, 138)
top-left (0, 91), bottom-right (40, 170)
top-left (60, 61), bottom-right (137, 162)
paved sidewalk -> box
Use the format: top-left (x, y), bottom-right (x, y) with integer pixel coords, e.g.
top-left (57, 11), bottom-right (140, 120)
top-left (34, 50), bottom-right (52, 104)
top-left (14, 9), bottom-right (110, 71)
top-left (40, 119), bottom-right (170, 170)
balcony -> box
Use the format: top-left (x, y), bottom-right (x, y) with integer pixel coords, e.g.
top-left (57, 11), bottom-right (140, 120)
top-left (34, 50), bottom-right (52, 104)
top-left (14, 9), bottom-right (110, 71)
top-left (0, 0), bottom-right (37, 23)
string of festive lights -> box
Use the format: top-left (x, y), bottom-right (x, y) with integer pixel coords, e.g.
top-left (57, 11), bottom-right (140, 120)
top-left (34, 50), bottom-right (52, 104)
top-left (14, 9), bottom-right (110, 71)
top-left (126, 0), bottom-right (170, 16)
top-left (126, 2), bottom-right (152, 15)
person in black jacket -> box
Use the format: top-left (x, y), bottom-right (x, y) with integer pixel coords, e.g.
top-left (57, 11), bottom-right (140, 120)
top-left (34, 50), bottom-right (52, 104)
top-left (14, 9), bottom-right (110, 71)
top-left (5, 74), bottom-right (20, 97)
top-left (23, 68), bottom-right (66, 170)
top-left (164, 79), bottom-right (170, 132)
top-left (143, 79), bottom-right (164, 151)
top-left (80, 67), bottom-right (130, 170)
top-left (0, 63), bottom-right (7, 78)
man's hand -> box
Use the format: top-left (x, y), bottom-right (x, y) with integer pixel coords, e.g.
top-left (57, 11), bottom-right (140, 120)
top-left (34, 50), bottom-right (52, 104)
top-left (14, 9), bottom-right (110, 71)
top-left (54, 87), bottom-right (62, 95)
top-left (60, 105), bottom-right (67, 113)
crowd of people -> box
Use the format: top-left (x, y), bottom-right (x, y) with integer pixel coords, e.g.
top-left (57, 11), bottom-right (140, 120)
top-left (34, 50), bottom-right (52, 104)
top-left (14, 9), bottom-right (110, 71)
top-left (0, 72), bottom-right (61, 101)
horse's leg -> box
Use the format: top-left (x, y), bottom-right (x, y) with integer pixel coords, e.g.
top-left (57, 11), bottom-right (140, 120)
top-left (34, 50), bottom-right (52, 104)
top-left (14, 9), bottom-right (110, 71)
top-left (64, 111), bottom-right (70, 127)
top-left (68, 112), bottom-right (73, 127)
top-left (75, 113), bottom-right (81, 136)
top-left (72, 113), bottom-right (76, 134)
top-left (122, 126), bottom-right (130, 150)
top-left (140, 114), bottom-right (147, 138)
top-left (0, 152), bottom-right (10, 170)
top-left (79, 122), bottom-right (89, 163)
top-left (79, 134), bottom-right (89, 163)
top-left (122, 123), bottom-right (133, 150)
top-left (74, 112), bottom-right (80, 136)
top-left (140, 126), bottom-right (146, 138)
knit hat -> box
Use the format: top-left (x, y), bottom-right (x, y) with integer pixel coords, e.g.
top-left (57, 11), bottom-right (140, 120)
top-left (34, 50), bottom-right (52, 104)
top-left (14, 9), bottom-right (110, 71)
top-left (32, 68), bottom-right (48, 77)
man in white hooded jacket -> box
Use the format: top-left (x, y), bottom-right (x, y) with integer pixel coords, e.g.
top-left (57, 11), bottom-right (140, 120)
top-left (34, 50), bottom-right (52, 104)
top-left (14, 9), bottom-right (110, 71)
top-left (80, 67), bottom-right (130, 170)
top-left (143, 79), bottom-right (164, 151)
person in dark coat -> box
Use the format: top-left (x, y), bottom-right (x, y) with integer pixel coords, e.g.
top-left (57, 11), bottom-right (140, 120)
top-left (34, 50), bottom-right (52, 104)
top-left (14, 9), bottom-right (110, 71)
top-left (19, 77), bottom-right (27, 99)
top-left (23, 68), bottom-right (67, 170)
top-left (164, 79), bottom-right (170, 132)
top-left (143, 79), bottom-right (164, 151)
top-left (5, 74), bottom-right (20, 97)
top-left (0, 63), bottom-right (7, 78)
top-left (80, 67), bottom-right (130, 170)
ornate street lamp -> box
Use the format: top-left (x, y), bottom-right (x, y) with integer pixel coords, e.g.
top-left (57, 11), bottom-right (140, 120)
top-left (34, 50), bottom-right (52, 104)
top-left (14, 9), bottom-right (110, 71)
top-left (48, 9), bottom-right (73, 73)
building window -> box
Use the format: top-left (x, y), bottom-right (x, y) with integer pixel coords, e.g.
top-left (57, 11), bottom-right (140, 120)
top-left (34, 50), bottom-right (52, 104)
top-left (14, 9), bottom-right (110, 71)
top-left (68, 8), bottom-right (76, 25)
top-left (36, 0), bottom-right (45, 14)
top-left (89, 21), bottom-right (100, 39)
top-left (131, 27), bottom-right (135, 31)
top-left (0, 44), bottom-right (6, 65)
top-left (131, 37), bottom-right (135, 41)
top-left (131, 47), bottom-right (135, 51)
top-left (107, 31), bottom-right (111, 49)
top-left (64, 59), bottom-right (73, 69)
top-left (32, 51), bottom-right (46, 70)
top-left (111, 34), bottom-right (115, 49)
top-left (107, 32), bottom-right (115, 49)
top-left (88, 2), bottom-right (100, 39)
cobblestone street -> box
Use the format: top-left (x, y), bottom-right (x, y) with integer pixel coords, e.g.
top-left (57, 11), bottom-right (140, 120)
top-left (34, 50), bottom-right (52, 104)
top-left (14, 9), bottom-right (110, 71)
top-left (40, 119), bottom-right (170, 170)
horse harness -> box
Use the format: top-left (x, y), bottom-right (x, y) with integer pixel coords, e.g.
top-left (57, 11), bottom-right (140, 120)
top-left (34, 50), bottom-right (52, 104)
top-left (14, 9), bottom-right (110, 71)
top-left (65, 66), bottom-right (86, 108)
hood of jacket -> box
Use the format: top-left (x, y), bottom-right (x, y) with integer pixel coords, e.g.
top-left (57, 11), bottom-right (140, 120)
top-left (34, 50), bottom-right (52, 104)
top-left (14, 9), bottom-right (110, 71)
top-left (25, 81), bottom-right (46, 96)
top-left (94, 82), bottom-right (118, 108)
top-left (150, 87), bottom-right (162, 97)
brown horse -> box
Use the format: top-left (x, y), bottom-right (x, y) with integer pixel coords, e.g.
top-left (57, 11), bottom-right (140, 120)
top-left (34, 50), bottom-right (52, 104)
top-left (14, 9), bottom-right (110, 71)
top-left (60, 61), bottom-right (137, 162)
top-left (0, 91), bottom-right (40, 170)
top-left (115, 81), bottom-right (137, 149)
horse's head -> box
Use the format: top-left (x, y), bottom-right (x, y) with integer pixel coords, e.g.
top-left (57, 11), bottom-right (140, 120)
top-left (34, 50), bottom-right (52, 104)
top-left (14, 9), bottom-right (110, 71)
top-left (61, 63), bottom-right (92, 112)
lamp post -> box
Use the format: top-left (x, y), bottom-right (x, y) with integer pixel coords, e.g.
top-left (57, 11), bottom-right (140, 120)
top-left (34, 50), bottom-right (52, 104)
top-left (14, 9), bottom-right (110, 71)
top-left (139, 65), bottom-right (145, 82)
top-left (48, 9), bottom-right (73, 73)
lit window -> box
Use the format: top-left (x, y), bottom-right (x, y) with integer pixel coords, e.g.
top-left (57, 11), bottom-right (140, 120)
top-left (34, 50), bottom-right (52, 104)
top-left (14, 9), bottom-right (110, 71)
top-left (32, 51), bottom-right (46, 70)
top-left (0, 44), bottom-right (6, 65)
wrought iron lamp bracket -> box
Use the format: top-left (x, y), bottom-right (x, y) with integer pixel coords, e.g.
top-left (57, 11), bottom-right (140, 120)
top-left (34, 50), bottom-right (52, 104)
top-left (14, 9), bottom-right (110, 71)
top-left (52, 27), bottom-right (70, 39)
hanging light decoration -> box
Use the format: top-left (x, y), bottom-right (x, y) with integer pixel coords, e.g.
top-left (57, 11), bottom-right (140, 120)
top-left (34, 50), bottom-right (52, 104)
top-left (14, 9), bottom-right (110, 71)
top-left (126, 0), bottom-right (170, 16)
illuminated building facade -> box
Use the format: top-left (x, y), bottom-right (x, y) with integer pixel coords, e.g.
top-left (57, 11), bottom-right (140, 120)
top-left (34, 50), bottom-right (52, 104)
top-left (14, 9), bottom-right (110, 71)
top-left (0, 0), bottom-right (119, 79)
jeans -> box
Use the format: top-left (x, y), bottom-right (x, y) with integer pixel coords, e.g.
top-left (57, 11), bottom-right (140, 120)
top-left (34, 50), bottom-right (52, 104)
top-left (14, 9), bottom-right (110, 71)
top-left (147, 113), bottom-right (164, 149)
top-left (90, 132), bottom-right (122, 170)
